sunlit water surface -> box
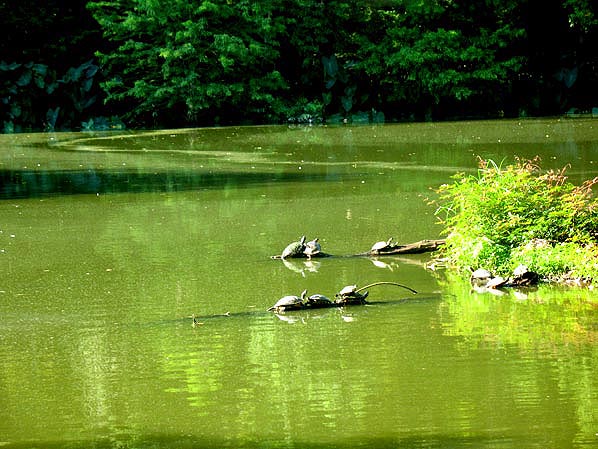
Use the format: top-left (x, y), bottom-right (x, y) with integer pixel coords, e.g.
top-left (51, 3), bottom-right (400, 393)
top-left (1, 119), bottom-right (597, 448)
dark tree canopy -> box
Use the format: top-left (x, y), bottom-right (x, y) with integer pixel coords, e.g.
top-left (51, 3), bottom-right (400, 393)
top-left (1, 0), bottom-right (596, 131)
top-left (0, 0), bottom-right (106, 131)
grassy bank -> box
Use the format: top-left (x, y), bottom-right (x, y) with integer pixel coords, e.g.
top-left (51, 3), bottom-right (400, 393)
top-left (433, 157), bottom-right (598, 286)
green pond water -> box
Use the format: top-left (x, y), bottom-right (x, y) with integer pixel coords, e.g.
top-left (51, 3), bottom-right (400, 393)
top-left (1, 119), bottom-right (597, 448)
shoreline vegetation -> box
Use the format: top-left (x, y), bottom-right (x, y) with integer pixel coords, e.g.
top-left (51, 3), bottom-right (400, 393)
top-left (431, 157), bottom-right (598, 289)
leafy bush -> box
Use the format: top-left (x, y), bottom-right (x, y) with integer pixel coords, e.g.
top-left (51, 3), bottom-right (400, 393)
top-left (434, 157), bottom-right (598, 281)
top-left (1, 60), bottom-right (101, 132)
top-left (511, 241), bottom-right (598, 281)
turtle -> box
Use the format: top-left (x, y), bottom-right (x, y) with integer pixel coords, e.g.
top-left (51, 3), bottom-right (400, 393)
top-left (303, 238), bottom-right (321, 259)
top-left (370, 237), bottom-right (394, 254)
top-left (470, 268), bottom-right (493, 286)
top-left (267, 289), bottom-right (308, 312)
top-left (334, 281), bottom-right (417, 305)
top-left (305, 293), bottom-right (334, 309)
top-left (334, 285), bottom-right (369, 305)
top-left (337, 284), bottom-right (358, 296)
top-left (512, 264), bottom-right (530, 278)
top-left (281, 236), bottom-right (306, 259)
top-left (509, 264), bottom-right (540, 287)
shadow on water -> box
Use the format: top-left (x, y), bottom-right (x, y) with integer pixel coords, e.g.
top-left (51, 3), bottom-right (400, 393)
top-left (0, 168), bottom-right (342, 199)
top-left (3, 432), bottom-right (528, 449)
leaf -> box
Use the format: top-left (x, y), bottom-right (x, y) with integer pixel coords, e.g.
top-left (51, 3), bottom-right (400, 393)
top-left (322, 55), bottom-right (338, 77)
top-left (34, 75), bottom-right (45, 89)
top-left (85, 64), bottom-right (99, 79)
top-left (81, 119), bottom-right (93, 130)
top-left (32, 64), bottom-right (48, 76)
top-left (82, 95), bottom-right (97, 109)
top-left (10, 103), bottom-right (22, 118)
top-left (82, 77), bottom-right (94, 92)
top-left (372, 110), bottom-right (385, 123)
top-left (16, 70), bottom-right (32, 86)
top-left (0, 61), bottom-right (21, 71)
top-left (341, 95), bottom-right (352, 112)
top-left (46, 107), bottom-right (60, 129)
top-left (63, 63), bottom-right (86, 83)
top-left (46, 82), bottom-right (58, 94)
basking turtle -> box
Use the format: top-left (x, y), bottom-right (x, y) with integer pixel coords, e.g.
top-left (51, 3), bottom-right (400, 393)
top-left (370, 237), bottom-right (394, 254)
top-left (512, 264), bottom-right (529, 278)
top-left (335, 281), bottom-right (418, 305)
top-left (281, 236), bottom-right (307, 259)
top-left (509, 264), bottom-right (540, 287)
top-left (304, 238), bottom-right (321, 259)
top-left (267, 289), bottom-right (308, 312)
top-left (470, 268), bottom-right (493, 287)
top-left (305, 293), bottom-right (333, 309)
top-left (335, 285), bottom-right (369, 305)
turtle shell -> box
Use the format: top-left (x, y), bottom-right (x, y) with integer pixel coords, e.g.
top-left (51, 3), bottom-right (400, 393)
top-left (470, 268), bottom-right (492, 280)
top-left (371, 237), bottom-right (393, 252)
top-left (335, 290), bottom-right (369, 305)
top-left (470, 268), bottom-right (493, 286)
top-left (306, 293), bottom-right (333, 308)
top-left (304, 238), bottom-right (321, 257)
top-left (512, 264), bottom-right (530, 277)
top-left (281, 236), bottom-right (306, 259)
top-left (510, 265), bottom-right (540, 286)
top-left (338, 284), bottom-right (357, 296)
top-left (268, 289), bottom-right (307, 312)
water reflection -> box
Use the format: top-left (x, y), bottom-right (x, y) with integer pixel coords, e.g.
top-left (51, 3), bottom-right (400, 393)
top-left (277, 252), bottom-right (425, 275)
top-left (434, 270), bottom-right (598, 446)
top-left (0, 168), bottom-right (338, 199)
top-left (435, 270), bottom-right (598, 349)
top-left (369, 257), bottom-right (401, 271)
top-left (279, 257), bottom-right (322, 276)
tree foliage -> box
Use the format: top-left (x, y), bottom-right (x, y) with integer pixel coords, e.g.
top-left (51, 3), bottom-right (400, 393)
top-left (0, 0), bottom-right (106, 131)
top-left (1, 0), bottom-right (597, 130)
top-left (354, 1), bottom-right (526, 119)
top-left (1, 60), bottom-right (102, 132)
top-left (87, 0), bottom-right (290, 126)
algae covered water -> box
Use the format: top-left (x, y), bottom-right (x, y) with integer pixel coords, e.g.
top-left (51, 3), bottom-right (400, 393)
top-left (1, 119), bottom-right (597, 448)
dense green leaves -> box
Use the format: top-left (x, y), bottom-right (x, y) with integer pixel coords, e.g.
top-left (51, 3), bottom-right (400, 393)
top-left (434, 158), bottom-right (598, 280)
top-left (85, 0), bottom-right (529, 125)
top-left (87, 0), bottom-right (288, 126)
top-left (1, 0), bottom-right (597, 130)
top-left (0, 0), bottom-right (107, 131)
top-left (1, 60), bottom-right (102, 132)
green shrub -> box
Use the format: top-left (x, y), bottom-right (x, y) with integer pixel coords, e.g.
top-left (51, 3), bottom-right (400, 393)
top-left (434, 157), bottom-right (598, 281)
